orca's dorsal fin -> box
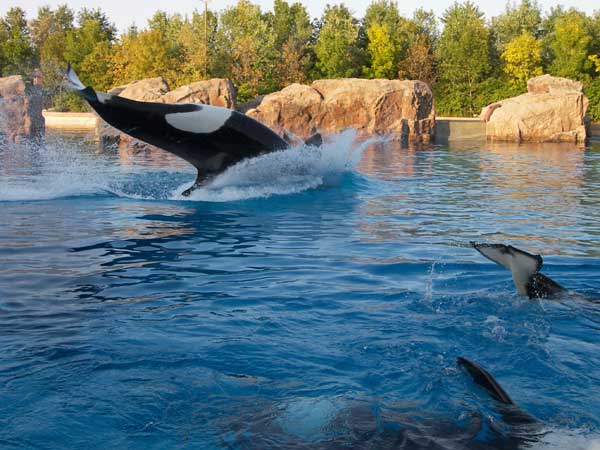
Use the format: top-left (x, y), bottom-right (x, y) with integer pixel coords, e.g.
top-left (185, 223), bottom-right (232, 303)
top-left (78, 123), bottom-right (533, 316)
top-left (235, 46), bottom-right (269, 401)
top-left (457, 357), bottom-right (514, 405)
top-left (458, 357), bottom-right (539, 427)
top-left (471, 243), bottom-right (542, 297)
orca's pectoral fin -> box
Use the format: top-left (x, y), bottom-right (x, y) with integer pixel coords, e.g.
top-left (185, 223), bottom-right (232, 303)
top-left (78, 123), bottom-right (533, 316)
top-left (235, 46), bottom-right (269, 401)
top-left (457, 357), bottom-right (538, 427)
top-left (180, 170), bottom-right (217, 197)
top-left (305, 132), bottom-right (323, 147)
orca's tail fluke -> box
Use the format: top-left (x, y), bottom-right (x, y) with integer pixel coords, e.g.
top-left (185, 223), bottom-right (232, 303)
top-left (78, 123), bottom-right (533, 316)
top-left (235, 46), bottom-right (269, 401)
top-left (457, 357), bottom-right (538, 427)
top-left (64, 63), bottom-right (86, 90)
top-left (471, 242), bottom-right (567, 298)
top-left (471, 242), bottom-right (543, 297)
top-left (63, 64), bottom-right (100, 104)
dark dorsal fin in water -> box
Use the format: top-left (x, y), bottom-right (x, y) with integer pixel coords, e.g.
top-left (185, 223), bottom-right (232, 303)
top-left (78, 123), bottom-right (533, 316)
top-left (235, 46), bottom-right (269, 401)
top-left (457, 357), bottom-right (538, 428)
top-left (457, 357), bottom-right (514, 405)
top-left (64, 63), bottom-right (290, 196)
top-left (471, 242), bottom-right (566, 299)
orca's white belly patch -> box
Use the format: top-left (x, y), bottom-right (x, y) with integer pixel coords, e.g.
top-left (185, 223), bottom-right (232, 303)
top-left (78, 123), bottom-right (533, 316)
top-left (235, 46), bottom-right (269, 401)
top-left (165, 106), bottom-right (232, 133)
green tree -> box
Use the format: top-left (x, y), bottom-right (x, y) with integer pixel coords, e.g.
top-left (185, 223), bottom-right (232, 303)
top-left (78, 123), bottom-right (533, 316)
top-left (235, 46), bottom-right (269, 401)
top-left (502, 32), bottom-right (543, 86)
top-left (216, 0), bottom-right (277, 100)
top-left (436, 1), bottom-right (490, 115)
top-left (29, 4), bottom-right (74, 52)
top-left (111, 28), bottom-right (175, 86)
top-left (271, 0), bottom-right (313, 86)
top-left (314, 4), bottom-right (363, 78)
top-left (29, 5), bottom-right (75, 107)
top-left (175, 10), bottom-right (218, 83)
top-left (490, 0), bottom-right (542, 51)
top-left (364, 23), bottom-right (396, 78)
top-left (1, 7), bottom-right (35, 76)
top-left (398, 9), bottom-right (438, 84)
top-left (64, 7), bottom-right (115, 83)
top-left (362, 0), bottom-right (415, 79)
top-left (546, 9), bottom-right (594, 81)
top-left (413, 8), bottom-right (439, 48)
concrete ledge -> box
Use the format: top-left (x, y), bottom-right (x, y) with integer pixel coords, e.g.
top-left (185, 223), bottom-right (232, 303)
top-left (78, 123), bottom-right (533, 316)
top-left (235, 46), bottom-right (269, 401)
top-left (43, 111), bottom-right (97, 130)
top-left (591, 123), bottom-right (600, 141)
top-left (435, 117), bottom-right (486, 143)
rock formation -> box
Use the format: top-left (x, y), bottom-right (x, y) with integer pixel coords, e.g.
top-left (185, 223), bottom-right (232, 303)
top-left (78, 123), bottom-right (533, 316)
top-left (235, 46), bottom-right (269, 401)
top-left (245, 78), bottom-right (435, 144)
top-left (480, 74), bottom-right (588, 143)
top-left (97, 77), bottom-right (435, 152)
top-left (97, 77), bottom-right (237, 150)
top-left (162, 79), bottom-right (237, 108)
top-left (109, 77), bottom-right (170, 102)
top-left (0, 75), bottom-right (44, 143)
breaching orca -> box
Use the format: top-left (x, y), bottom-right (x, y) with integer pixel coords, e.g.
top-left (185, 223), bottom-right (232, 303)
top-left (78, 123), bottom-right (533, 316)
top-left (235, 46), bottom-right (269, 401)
top-left (226, 357), bottom-right (542, 449)
top-left (63, 64), bottom-right (305, 196)
top-left (471, 243), bottom-right (566, 299)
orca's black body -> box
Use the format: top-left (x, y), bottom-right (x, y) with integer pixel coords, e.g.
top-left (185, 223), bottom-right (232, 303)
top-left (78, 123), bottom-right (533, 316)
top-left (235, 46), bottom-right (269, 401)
top-left (64, 64), bottom-right (290, 195)
top-left (227, 358), bottom-right (542, 450)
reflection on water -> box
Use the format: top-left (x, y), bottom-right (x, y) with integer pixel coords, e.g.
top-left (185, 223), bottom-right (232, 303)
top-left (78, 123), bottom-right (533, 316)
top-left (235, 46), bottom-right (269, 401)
top-left (355, 140), bottom-right (600, 256)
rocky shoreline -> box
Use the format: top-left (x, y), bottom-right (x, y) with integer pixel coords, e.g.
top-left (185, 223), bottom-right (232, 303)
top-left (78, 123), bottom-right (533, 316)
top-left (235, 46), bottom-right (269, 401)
top-left (0, 73), bottom-right (592, 146)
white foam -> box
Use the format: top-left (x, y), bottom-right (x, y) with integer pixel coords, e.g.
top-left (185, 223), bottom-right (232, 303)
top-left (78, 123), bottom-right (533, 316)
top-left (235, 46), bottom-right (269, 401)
top-left (529, 428), bottom-right (600, 450)
top-left (177, 130), bottom-right (380, 202)
top-left (0, 142), bottom-right (112, 201)
top-left (0, 130), bottom-right (380, 202)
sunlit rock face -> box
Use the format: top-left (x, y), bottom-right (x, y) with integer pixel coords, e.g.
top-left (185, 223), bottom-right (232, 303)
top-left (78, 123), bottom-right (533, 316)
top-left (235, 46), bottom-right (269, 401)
top-left (246, 78), bottom-right (436, 145)
top-left (0, 75), bottom-right (44, 143)
top-left (97, 77), bottom-right (237, 151)
top-left (481, 74), bottom-right (589, 144)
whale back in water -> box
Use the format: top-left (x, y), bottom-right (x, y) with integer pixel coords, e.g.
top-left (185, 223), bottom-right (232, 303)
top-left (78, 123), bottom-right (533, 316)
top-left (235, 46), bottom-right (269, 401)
top-left (226, 358), bottom-right (541, 450)
top-left (64, 64), bottom-right (290, 195)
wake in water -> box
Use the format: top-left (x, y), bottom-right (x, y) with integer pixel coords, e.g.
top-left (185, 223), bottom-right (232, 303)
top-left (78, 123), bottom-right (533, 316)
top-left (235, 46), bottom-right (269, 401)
top-left (0, 130), bottom-right (378, 202)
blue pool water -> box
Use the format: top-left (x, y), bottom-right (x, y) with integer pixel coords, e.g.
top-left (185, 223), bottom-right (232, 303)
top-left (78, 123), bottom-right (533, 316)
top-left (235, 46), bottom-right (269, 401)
top-left (1, 132), bottom-right (599, 449)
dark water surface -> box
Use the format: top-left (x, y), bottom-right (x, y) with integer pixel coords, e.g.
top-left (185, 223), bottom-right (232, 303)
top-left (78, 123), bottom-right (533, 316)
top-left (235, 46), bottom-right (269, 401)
top-left (1, 132), bottom-right (599, 449)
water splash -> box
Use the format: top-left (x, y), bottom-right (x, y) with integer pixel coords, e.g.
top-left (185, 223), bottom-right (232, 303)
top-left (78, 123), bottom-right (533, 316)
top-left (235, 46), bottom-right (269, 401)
top-left (175, 130), bottom-right (380, 202)
top-left (0, 138), bottom-right (115, 201)
top-left (0, 129), bottom-right (378, 202)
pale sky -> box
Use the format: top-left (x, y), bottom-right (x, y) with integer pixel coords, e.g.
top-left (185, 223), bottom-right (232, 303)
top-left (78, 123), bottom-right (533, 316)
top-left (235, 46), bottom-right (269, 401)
top-left (2, 0), bottom-right (598, 33)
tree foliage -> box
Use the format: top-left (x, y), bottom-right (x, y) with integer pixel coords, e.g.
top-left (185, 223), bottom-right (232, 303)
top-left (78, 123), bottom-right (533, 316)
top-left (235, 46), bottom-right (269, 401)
top-left (502, 32), bottom-right (543, 86)
top-left (490, 0), bottom-right (542, 51)
top-left (436, 1), bottom-right (490, 115)
top-left (1, 0), bottom-right (600, 118)
top-left (314, 4), bottom-right (363, 78)
top-left (546, 9), bottom-right (594, 81)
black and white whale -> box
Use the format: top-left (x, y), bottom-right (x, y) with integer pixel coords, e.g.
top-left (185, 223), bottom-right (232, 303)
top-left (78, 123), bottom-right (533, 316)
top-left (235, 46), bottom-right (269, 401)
top-left (226, 357), bottom-right (542, 450)
top-left (471, 243), bottom-right (567, 299)
top-left (64, 64), bottom-right (319, 196)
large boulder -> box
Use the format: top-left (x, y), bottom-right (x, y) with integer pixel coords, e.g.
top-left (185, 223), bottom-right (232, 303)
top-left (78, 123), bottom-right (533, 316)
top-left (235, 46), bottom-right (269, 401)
top-left (246, 78), bottom-right (435, 144)
top-left (109, 77), bottom-right (170, 101)
top-left (97, 77), bottom-right (237, 151)
top-left (0, 75), bottom-right (44, 143)
top-left (162, 79), bottom-right (236, 108)
top-left (480, 75), bottom-right (588, 143)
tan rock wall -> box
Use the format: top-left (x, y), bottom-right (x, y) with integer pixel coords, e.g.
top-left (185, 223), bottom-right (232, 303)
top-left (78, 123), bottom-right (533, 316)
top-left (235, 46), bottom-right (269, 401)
top-left (481, 75), bottom-right (588, 144)
top-left (246, 78), bottom-right (435, 144)
top-left (0, 75), bottom-right (44, 143)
